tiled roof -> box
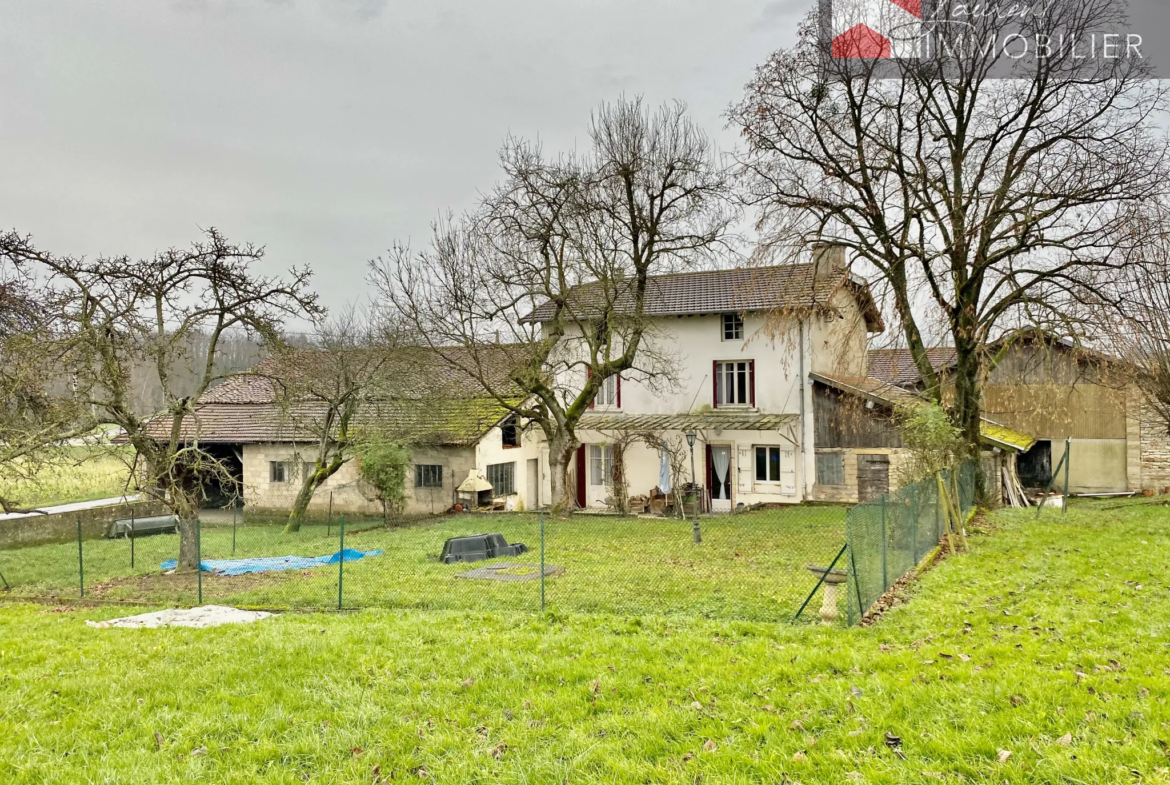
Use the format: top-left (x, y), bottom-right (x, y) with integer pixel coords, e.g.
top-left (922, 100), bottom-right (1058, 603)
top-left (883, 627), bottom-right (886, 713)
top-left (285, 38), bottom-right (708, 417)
top-left (145, 346), bottom-right (526, 447)
top-left (523, 264), bottom-right (884, 331)
top-left (810, 372), bottom-right (1036, 453)
top-left (866, 348), bottom-right (958, 387)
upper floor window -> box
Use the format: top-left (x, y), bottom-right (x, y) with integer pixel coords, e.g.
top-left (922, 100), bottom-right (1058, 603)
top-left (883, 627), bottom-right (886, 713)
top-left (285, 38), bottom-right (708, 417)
top-left (713, 360), bottom-right (755, 408)
top-left (501, 415), bottom-right (520, 448)
top-left (722, 313), bottom-right (743, 341)
top-left (588, 369), bottom-right (621, 409)
top-left (594, 374), bottom-right (620, 408)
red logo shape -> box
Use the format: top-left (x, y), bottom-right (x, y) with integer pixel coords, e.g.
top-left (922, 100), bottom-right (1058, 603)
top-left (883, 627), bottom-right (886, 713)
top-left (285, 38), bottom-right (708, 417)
top-left (832, 24), bottom-right (892, 59)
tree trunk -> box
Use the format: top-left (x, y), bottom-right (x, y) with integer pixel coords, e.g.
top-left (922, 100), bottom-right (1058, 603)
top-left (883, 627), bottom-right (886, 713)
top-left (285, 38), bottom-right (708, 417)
top-left (285, 479), bottom-right (319, 534)
top-left (547, 432), bottom-right (578, 518)
top-left (952, 341), bottom-right (986, 499)
top-left (177, 515), bottom-right (199, 570)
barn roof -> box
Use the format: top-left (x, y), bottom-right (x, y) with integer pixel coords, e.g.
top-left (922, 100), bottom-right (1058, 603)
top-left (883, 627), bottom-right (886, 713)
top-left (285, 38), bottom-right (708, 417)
top-left (810, 372), bottom-right (1036, 453)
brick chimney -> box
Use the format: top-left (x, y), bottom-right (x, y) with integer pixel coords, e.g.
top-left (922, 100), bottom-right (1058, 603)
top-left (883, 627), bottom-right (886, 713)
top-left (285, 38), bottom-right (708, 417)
top-left (812, 243), bottom-right (847, 289)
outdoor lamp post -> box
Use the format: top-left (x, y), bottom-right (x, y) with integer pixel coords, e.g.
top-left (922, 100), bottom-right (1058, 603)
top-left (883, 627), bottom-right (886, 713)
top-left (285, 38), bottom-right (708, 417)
top-left (686, 431), bottom-right (701, 544)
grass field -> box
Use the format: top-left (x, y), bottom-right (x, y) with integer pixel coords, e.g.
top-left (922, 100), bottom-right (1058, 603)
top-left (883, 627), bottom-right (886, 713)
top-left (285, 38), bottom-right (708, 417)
top-left (0, 501), bottom-right (1167, 784)
top-left (1, 446), bottom-right (136, 508)
top-left (0, 507), bottom-right (848, 621)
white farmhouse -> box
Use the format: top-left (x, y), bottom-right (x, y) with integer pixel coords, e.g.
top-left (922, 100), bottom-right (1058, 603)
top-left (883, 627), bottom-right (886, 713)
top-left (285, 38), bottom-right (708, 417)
top-left (473, 245), bottom-right (885, 511)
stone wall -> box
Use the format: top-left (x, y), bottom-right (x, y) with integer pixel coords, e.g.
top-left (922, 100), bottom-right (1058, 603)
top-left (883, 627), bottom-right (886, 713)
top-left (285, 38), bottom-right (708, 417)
top-left (1137, 399), bottom-right (1170, 492)
top-left (0, 499), bottom-right (170, 550)
top-left (810, 448), bottom-right (915, 504)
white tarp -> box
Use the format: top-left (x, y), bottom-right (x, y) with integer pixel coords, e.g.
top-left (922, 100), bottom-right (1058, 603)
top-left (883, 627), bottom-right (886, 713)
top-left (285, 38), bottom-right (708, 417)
top-left (87, 606), bottom-right (274, 629)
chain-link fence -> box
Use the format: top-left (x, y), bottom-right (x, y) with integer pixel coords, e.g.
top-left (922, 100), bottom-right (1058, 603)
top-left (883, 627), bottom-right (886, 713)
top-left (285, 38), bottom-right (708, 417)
top-left (846, 462), bottom-right (976, 625)
top-left (0, 500), bottom-right (849, 623)
top-left (0, 470), bottom-right (975, 625)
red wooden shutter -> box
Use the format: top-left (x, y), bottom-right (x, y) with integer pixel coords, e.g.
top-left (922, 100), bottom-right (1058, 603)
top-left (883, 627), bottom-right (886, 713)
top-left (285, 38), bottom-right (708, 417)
top-left (705, 444), bottom-right (713, 494)
top-left (749, 361), bottom-right (756, 407)
top-left (587, 366), bottom-right (594, 409)
top-left (616, 375), bottom-right (622, 409)
top-left (712, 361), bottom-right (719, 409)
top-left (575, 446), bottom-right (587, 508)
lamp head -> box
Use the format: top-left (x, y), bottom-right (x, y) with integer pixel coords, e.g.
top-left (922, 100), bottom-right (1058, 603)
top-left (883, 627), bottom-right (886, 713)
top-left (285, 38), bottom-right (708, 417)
top-left (685, 431), bottom-right (697, 449)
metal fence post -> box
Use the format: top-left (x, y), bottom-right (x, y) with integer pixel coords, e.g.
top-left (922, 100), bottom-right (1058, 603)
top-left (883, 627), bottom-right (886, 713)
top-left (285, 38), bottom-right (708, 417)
top-left (77, 519), bottom-right (84, 599)
top-left (130, 518), bottom-right (135, 569)
top-left (540, 510), bottom-right (546, 613)
top-left (338, 516), bottom-right (345, 611)
top-left (232, 502), bottom-right (238, 556)
top-left (910, 483), bottom-right (919, 563)
top-left (880, 494), bottom-right (888, 590)
top-left (1062, 439), bottom-right (1072, 515)
top-left (196, 517), bottom-right (203, 606)
top-left (327, 491), bottom-right (334, 538)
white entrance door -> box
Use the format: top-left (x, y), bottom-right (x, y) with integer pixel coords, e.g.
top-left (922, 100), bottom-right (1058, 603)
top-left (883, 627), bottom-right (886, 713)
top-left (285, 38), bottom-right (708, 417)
top-left (710, 445), bottom-right (732, 512)
top-left (587, 444), bottom-right (614, 508)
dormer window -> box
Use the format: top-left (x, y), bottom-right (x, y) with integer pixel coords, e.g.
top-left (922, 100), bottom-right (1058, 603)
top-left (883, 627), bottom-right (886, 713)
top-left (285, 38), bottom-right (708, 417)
top-left (722, 313), bottom-right (743, 341)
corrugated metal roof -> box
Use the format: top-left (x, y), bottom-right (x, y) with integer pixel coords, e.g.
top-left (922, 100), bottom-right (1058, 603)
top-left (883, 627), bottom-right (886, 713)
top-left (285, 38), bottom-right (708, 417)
top-left (810, 372), bottom-right (1036, 453)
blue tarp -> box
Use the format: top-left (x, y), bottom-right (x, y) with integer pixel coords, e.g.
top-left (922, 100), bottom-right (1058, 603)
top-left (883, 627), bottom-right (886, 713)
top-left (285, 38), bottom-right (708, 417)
top-left (161, 549), bottom-right (383, 577)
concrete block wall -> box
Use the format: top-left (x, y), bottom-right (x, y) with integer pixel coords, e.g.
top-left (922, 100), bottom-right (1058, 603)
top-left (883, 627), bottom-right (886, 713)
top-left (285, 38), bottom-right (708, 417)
top-left (241, 443), bottom-right (475, 516)
top-left (0, 500), bottom-right (170, 549)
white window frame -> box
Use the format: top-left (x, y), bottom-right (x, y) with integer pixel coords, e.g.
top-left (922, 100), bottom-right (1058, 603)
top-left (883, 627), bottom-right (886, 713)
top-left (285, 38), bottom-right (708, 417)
top-left (722, 313), bottom-right (744, 341)
top-left (269, 461), bottom-right (294, 484)
top-left (715, 361), bottom-right (752, 407)
top-left (590, 444), bottom-right (615, 486)
top-left (755, 446), bottom-right (783, 484)
top-left (594, 375), bottom-right (618, 408)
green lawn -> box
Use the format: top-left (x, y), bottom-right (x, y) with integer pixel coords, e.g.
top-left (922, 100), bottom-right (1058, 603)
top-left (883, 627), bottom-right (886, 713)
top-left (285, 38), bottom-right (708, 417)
top-left (0, 507), bottom-right (848, 621)
top-left (1, 501), bottom-right (1168, 784)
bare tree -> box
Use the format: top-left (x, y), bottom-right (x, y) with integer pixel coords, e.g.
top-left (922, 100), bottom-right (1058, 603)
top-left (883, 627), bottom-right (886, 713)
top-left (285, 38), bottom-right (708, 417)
top-left (372, 98), bottom-right (736, 514)
top-left (26, 229), bottom-right (321, 568)
top-left (731, 0), bottom-right (1170, 492)
top-left (1109, 220), bottom-right (1170, 437)
top-left (0, 232), bottom-right (94, 511)
top-left (270, 309), bottom-right (407, 532)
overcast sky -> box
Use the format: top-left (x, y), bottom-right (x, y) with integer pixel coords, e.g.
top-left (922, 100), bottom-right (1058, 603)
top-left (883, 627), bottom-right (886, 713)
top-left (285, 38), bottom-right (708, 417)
top-left (0, 0), bottom-right (803, 316)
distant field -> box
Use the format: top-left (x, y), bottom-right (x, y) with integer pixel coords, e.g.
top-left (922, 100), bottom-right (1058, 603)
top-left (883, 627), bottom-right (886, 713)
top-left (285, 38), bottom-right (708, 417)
top-left (1, 447), bottom-right (136, 508)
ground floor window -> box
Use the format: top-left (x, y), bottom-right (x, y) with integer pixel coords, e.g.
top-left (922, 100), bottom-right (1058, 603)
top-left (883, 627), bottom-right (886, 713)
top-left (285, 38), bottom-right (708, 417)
top-left (816, 453), bottom-right (845, 486)
top-left (755, 446), bottom-right (783, 483)
top-left (487, 462), bottom-right (516, 496)
top-left (590, 445), bottom-right (615, 486)
top-left (269, 461), bottom-right (294, 484)
top-left (415, 464), bottom-right (444, 489)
